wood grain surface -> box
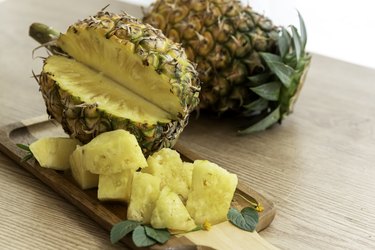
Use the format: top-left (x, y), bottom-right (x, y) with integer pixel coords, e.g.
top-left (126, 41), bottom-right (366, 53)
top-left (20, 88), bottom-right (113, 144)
top-left (1, 0), bottom-right (375, 249)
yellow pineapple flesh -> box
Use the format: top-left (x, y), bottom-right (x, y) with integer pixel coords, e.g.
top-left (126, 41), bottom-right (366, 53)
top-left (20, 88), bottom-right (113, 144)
top-left (186, 160), bottom-right (238, 225)
top-left (29, 137), bottom-right (80, 170)
top-left (43, 55), bottom-right (171, 125)
top-left (127, 172), bottom-right (161, 223)
top-left (81, 130), bottom-right (147, 175)
top-left (151, 186), bottom-right (196, 232)
top-left (142, 148), bottom-right (193, 201)
top-left (69, 146), bottom-right (99, 189)
top-left (97, 169), bottom-right (134, 203)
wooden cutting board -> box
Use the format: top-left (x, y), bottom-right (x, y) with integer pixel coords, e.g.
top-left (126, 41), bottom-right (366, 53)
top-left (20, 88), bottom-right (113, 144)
top-left (0, 116), bottom-right (277, 250)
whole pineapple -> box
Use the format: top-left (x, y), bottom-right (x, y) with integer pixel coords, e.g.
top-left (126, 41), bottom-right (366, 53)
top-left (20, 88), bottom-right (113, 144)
top-left (30, 10), bottom-right (200, 155)
top-left (143, 0), bottom-right (311, 133)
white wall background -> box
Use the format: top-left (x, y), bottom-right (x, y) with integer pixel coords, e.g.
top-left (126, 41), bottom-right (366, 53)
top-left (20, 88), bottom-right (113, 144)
top-left (249, 0), bottom-right (375, 69)
top-left (124, 0), bottom-right (375, 69)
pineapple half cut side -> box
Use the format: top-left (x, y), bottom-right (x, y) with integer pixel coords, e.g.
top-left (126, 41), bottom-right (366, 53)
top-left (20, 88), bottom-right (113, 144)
top-left (30, 11), bottom-right (200, 155)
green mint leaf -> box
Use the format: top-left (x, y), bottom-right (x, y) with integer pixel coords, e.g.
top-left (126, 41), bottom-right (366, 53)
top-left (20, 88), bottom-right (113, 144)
top-left (132, 225), bottom-right (157, 247)
top-left (110, 220), bottom-right (140, 244)
top-left (17, 144), bottom-right (34, 162)
top-left (21, 153), bottom-right (34, 163)
top-left (16, 143), bottom-right (31, 152)
top-left (241, 207), bottom-right (259, 231)
top-left (144, 226), bottom-right (170, 244)
top-left (227, 207), bottom-right (259, 232)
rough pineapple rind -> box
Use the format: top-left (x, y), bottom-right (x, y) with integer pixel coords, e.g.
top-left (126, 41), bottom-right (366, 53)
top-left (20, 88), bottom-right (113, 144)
top-left (151, 186), bottom-right (196, 232)
top-left (80, 130), bottom-right (147, 175)
top-left (127, 172), bottom-right (161, 224)
top-left (69, 146), bottom-right (99, 189)
top-left (37, 11), bottom-right (200, 156)
top-left (142, 148), bottom-right (193, 200)
top-left (144, 0), bottom-right (311, 132)
top-left (97, 169), bottom-right (134, 203)
top-left (29, 137), bottom-right (80, 170)
top-left (143, 0), bottom-right (278, 113)
top-left (186, 160), bottom-right (238, 225)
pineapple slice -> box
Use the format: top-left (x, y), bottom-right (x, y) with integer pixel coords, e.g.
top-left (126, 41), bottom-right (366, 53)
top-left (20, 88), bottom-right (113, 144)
top-left (186, 160), bottom-right (238, 225)
top-left (81, 130), bottom-right (147, 175)
top-left (69, 146), bottom-right (98, 189)
top-left (29, 137), bottom-right (80, 170)
top-left (143, 148), bottom-right (193, 201)
top-left (97, 169), bottom-right (134, 203)
top-left (127, 172), bottom-right (161, 223)
top-left (151, 186), bottom-right (196, 232)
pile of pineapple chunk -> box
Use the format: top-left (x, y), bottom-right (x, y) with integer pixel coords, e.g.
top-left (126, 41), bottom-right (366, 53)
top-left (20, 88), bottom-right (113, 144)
top-left (29, 130), bottom-right (238, 232)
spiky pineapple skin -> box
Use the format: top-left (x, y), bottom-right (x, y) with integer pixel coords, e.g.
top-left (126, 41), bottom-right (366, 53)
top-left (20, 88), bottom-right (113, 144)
top-left (37, 11), bottom-right (200, 155)
top-left (144, 0), bottom-right (312, 133)
top-left (143, 0), bottom-right (279, 113)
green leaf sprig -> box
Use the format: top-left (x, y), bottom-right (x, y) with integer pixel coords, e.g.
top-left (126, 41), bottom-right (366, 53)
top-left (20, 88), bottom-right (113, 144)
top-left (110, 220), bottom-right (171, 247)
top-left (16, 143), bottom-right (34, 162)
top-left (227, 207), bottom-right (259, 232)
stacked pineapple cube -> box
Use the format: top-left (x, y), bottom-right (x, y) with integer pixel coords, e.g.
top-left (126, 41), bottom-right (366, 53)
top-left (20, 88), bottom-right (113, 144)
top-left (29, 130), bottom-right (238, 232)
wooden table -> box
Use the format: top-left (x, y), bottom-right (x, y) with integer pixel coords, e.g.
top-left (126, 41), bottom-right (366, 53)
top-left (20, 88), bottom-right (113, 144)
top-left (1, 0), bottom-right (374, 249)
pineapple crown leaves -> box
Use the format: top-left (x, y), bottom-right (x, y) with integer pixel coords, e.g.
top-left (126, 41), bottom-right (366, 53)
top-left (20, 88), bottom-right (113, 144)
top-left (16, 144), bottom-right (34, 162)
top-left (239, 11), bottom-right (311, 134)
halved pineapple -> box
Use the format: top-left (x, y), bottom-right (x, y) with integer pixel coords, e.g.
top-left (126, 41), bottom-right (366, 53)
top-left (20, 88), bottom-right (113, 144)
top-left (69, 146), bottom-right (98, 189)
top-left (33, 11), bottom-right (200, 155)
top-left (186, 160), bottom-right (238, 225)
top-left (151, 186), bottom-right (196, 232)
top-left (142, 148), bottom-right (193, 200)
top-left (29, 137), bottom-right (80, 170)
top-left (97, 169), bottom-right (134, 203)
top-left (80, 130), bottom-right (147, 175)
top-left (127, 172), bottom-right (161, 224)
top-left (43, 55), bottom-right (172, 126)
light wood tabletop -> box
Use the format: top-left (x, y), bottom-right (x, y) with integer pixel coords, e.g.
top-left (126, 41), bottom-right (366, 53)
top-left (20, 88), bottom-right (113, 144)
top-left (1, 0), bottom-right (375, 249)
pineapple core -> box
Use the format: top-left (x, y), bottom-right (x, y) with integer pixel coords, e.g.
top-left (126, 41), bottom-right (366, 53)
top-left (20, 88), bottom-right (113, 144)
top-left (56, 28), bottom-right (183, 121)
top-left (44, 56), bottom-right (172, 124)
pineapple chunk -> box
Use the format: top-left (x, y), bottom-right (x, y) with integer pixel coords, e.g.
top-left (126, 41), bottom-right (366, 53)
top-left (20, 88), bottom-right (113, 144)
top-left (186, 160), bottom-right (238, 225)
top-left (127, 172), bottom-right (161, 223)
top-left (29, 137), bottom-right (80, 170)
top-left (69, 146), bottom-right (98, 189)
top-left (97, 169), bottom-right (134, 203)
top-left (143, 148), bottom-right (193, 200)
top-left (151, 186), bottom-right (196, 232)
top-left (81, 130), bottom-right (147, 175)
